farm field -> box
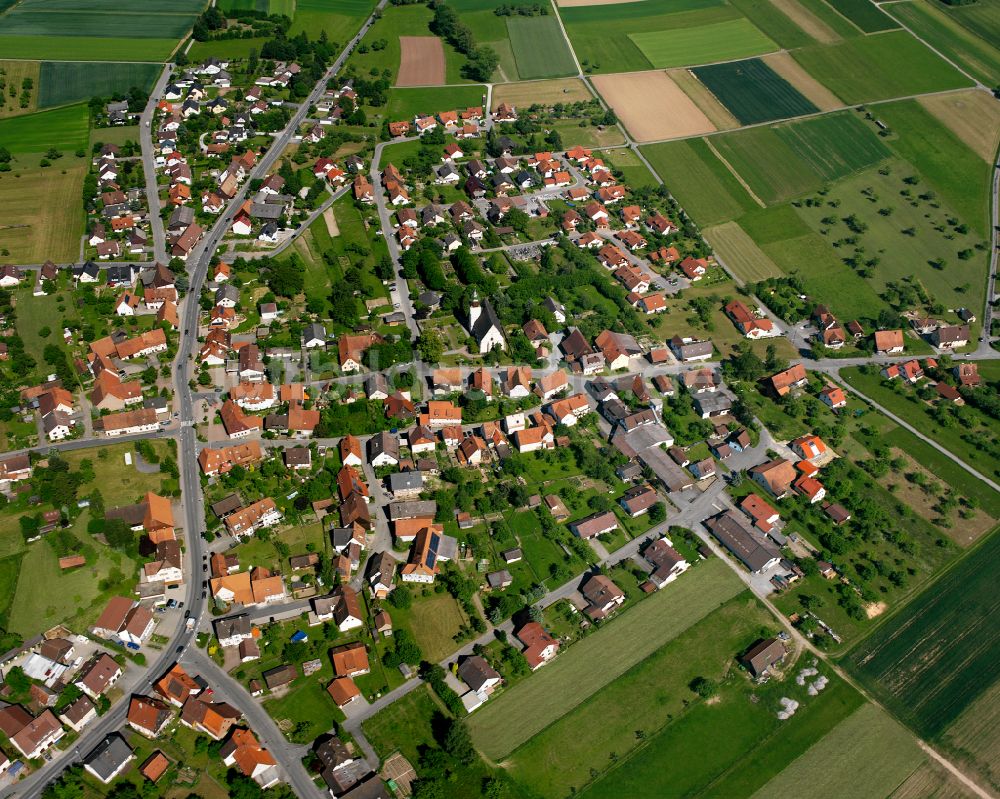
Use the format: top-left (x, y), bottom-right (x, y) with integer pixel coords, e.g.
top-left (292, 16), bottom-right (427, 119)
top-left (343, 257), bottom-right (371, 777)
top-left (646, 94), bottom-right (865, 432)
top-left (728, 0), bottom-right (816, 48)
top-left (188, 36), bottom-right (271, 61)
top-left (0, 60), bottom-right (39, 119)
top-left (38, 61), bottom-right (160, 109)
top-left (939, 0), bottom-right (1000, 44)
top-left (468, 558), bottom-right (744, 759)
top-left (796, 0), bottom-right (867, 37)
top-left (747, 704), bottom-right (924, 799)
top-left (941, 676), bottom-right (1000, 792)
top-left (704, 221), bottom-right (783, 281)
top-left (596, 147), bottom-right (659, 188)
top-left (768, 0), bottom-right (842, 42)
top-left (693, 58), bottom-right (818, 125)
top-left (491, 77), bottom-right (592, 109)
top-left (630, 18), bottom-right (777, 68)
top-left (890, 760), bottom-right (979, 799)
top-left (506, 593), bottom-right (777, 796)
top-left (845, 529), bottom-right (1000, 740)
top-left (506, 16), bottom-right (577, 79)
top-left (396, 36), bottom-right (446, 86)
top-left (760, 51), bottom-right (842, 110)
top-left (790, 31), bottom-right (973, 104)
top-left (0, 36), bottom-right (178, 61)
top-left (877, 99), bottom-right (993, 235)
top-left (290, 0), bottom-right (376, 40)
top-left (886, 0), bottom-right (1000, 86)
top-left (591, 71), bottom-right (716, 143)
top-left (795, 161), bottom-right (988, 315)
top-left (640, 138), bottom-right (758, 226)
top-left (384, 85), bottom-right (484, 121)
top-left (918, 90), bottom-right (1000, 163)
top-left (0, 157), bottom-right (86, 262)
top-left (0, 101), bottom-right (89, 152)
top-left (669, 68), bottom-right (739, 129)
top-left (821, 0), bottom-right (898, 31)
top-left (579, 668), bottom-right (864, 799)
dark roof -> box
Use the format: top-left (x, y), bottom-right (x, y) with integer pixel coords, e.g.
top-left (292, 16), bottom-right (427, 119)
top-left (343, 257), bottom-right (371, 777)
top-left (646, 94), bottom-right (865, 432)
top-left (84, 733), bottom-right (132, 781)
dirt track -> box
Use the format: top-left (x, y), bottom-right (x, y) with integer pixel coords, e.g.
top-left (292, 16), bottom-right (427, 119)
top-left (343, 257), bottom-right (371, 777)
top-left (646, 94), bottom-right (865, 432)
top-left (591, 71), bottom-right (716, 143)
top-left (397, 36), bottom-right (446, 87)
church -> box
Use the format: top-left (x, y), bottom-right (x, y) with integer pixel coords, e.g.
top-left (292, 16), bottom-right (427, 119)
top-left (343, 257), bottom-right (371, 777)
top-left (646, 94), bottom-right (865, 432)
top-left (466, 291), bottom-right (506, 354)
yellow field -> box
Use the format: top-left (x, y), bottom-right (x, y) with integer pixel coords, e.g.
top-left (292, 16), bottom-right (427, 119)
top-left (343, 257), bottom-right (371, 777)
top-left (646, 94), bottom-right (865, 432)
top-left (492, 77), bottom-right (594, 109)
top-left (0, 156), bottom-right (85, 262)
top-left (763, 51), bottom-right (843, 111)
top-left (705, 221), bottom-right (784, 281)
top-left (889, 760), bottom-right (977, 799)
top-left (919, 89), bottom-right (1000, 162)
top-left (0, 60), bottom-right (40, 120)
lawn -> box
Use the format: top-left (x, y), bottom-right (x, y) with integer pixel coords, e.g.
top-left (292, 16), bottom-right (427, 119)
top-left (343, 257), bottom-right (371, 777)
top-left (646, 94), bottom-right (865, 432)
top-left (821, 0), bottom-right (899, 31)
top-left (877, 98), bottom-right (993, 236)
top-left (468, 558), bottom-right (743, 759)
top-left (0, 102), bottom-right (90, 153)
top-left (579, 669), bottom-right (864, 799)
top-left (0, 156), bottom-right (87, 262)
top-left (61, 440), bottom-right (176, 508)
top-left (262, 667), bottom-right (342, 743)
top-left (38, 61), bottom-right (160, 109)
top-left (844, 530), bottom-right (1000, 740)
top-left (596, 147), bottom-right (659, 189)
top-left (559, 0), bottom-right (734, 74)
top-left (791, 30), bottom-right (973, 104)
top-left (692, 58), bottom-right (817, 125)
top-left (842, 366), bottom-right (1000, 486)
top-left (364, 683), bottom-right (439, 763)
top-left (390, 590), bottom-right (468, 663)
top-left (7, 511), bottom-right (138, 636)
top-left (746, 704), bottom-right (924, 799)
top-left (506, 593), bottom-right (780, 796)
top-left (640, 137), bottom-right (758, 226)
top-left (384, 85), bottom-right (485, 121)
top-left (506, 16), bottom-right (577, 79)
top-left (630, 18), bottom-right (778, 69)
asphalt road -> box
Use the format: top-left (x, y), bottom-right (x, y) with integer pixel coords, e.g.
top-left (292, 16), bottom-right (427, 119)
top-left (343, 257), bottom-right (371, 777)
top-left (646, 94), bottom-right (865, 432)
top-left (139, 64), bottom-right (174, 264)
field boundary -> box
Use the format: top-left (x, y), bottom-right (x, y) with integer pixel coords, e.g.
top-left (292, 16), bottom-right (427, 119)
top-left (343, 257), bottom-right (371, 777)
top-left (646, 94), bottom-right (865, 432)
top-left (704, 139), bottom-right (766, 206)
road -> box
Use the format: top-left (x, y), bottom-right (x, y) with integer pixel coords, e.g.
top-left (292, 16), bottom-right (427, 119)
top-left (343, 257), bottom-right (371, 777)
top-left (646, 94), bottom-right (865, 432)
top-left (139, 64), bottom-right (174, 264)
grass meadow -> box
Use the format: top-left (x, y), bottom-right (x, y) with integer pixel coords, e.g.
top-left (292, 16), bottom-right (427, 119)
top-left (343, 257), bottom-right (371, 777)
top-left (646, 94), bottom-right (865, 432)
top-left (384, 85), bottom-right (485, 120)
top-left (704, 221), bottom-right (783, 281)
top-left (0, 60), bottom-right (39, 119)
top-left (692, 58), bottom-right (817, 125)
top-left (0, 155), bottom-right (86, 262)
top-left (728, 0), bottom-right (816, 48)
top-left (0, 102), bottom-right (90, 152)
top-left (468, 558), bottom-right (744, 759)
top-left (631, 18), bottom-right (777, 69)
top-left (821, 0), bottom-right (898, 32)
top-left (506, 15), bottom-right (577, 78)
top-left (791, 31), bottom-right (972, 104)
top-left (845, 529), bottom-right (1000, 740)
top-left (289, 0), bottom-right (376, 41)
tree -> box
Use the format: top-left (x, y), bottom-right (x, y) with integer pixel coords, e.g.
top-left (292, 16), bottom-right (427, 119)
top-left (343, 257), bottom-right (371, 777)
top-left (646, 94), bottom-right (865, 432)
top-left (689, 676), bottom-right (717, 698)
top-left (442, 719), bottom-right (477, 765)
top-left (416, 330), bottom-right (444, 362)
top-left (389, 584), bottom-right (412, 609)
top-left (648, 502), bottom-right (666, 524)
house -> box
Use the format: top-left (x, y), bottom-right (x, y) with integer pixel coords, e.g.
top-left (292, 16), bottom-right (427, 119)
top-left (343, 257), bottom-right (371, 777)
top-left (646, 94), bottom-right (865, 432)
top-left (793, 474), bottom-right (826, 504)
top-left (954, 362), bottom-right (981, 387)
top-left (791, 435), bottom-right (827, 462)
top-left (140, 751), bottom-right (171, 783)
top-left (570, 510), bottom-right (618, 540)
top-left (128, 695), bottom-right (172, 738)
top-left (818, 385), bottom-right (847, 409)
top-left (84, 734), bottom-right (134, 784)
top-left (749, 458), bottom-right (798, 498)
top-left (932, 324), bottom-right (970, 349)
top-left (75, 653), bottom-right (123, 699)
top-left (514, 622), bottom-right (559, 670)
top-left (704, 511), bottom-right (781, 574)
top-left (486, 570), bottom-right (513, 590)
top-left (214, 614), bottom-right (253, 647)
top-left (741, 638), bottom-right (785, 678)
top-left (725, 300), bottom-right (777, 339)
top-left (327, 678), bottom-right (361, 709)
top-left (303, 322), bottom-right (327, 348)
top-left (547, 393), bottom-right (591, 426)
top-left (644, 538), bottom-right (689, 588)
top-left (458, 655), bottom-right (501, 696)
top-left (766, 365), bottom-right (807, 397)
top-left (671, 337), bottom-right (713, 363)
top-left (331, 642), bottom-right (370, 677)
top-left (263, 664), bottom-right (298, 691)
top-left (155, 663), bottom-right (201, 707)
top-left (368, 431), bottom-right (400, 467)
top-left (60, 694), bottom-right (97, 733)
top-left (739, 494), bottom-right (780, 534)
top-left (220, 728), bottom-right (279, 789)
top-left (679, 256), bottom-right (707, 280)
top-left (874, 329), bottom-right (904, 354)
top-left (401, 525), bottom-right (455, 583)
top-left (580, 574), bottom-right (625, 620)
top-left (3, 708), bottom-right (64, 760)
top-left (595, 329), bottom-right (640, 369)
top-left (619, 484), bottom-right (658, 517)
top-left (823, 502), bottom-right (852, 525)
top-left (366, 550), bottom-right (397, 599)
top-left (340, 434), bottom-right (364, 467)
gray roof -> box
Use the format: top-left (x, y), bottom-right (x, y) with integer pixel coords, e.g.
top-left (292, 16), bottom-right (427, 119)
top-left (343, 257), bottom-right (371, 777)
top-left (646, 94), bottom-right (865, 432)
top-left (387, 471), bottom-right (423, 493)
top-left (704, 511), bottom-right (780, 573)
top-left (470, 298), bottom-right (504, 344)
top-left (214, 614), bottom-right (251, 639)
top-left (303, 322), bottom-right (327, 343)
top-left (215, 284), bottom-right (239, 303)
top-left (250, 202), bottom-right (284, 220)
top-left (84, 733), bottom-right (132, 781)
top-left (386, 500), bottom-right (436, 521)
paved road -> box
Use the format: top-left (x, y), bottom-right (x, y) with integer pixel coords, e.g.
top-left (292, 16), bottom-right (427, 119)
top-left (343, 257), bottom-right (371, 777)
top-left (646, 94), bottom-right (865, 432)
top-left (139, 64), bottom-right (174, 264)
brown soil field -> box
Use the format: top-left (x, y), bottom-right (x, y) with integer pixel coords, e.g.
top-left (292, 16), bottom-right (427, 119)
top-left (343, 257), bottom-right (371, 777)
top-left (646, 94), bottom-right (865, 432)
top-left (323, 207), bottom-right (340, 237)
top-left (591, 70), bottom-right (716, 143)
top-left (763, 51), bottom-right (843, 110)
top-left (919, 90), bottom-right (1000, 162)
top-left (890, 760), bottom-right (978, 799)
top-left (397, 36), bottom-right (446, 87)
top-left (669, 68), bottom-right (739, 129)
top-left (492, 78), bottom-right (593, 110)
top-left (770, 0), bottom-right (841, 43)
top-left (942, 677), bottom-right (1000, 793)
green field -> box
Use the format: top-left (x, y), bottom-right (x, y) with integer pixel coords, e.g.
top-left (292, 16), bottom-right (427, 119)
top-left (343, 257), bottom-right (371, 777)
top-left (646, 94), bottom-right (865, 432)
top-left (705, 221), bottom-right (783, 281)
top-left (0, 10), bottom-right (195, 38)
top-left (187, 36), bottom-right (271, 61)
top-left (877, 99), bottom-right (992, 236)
top-left (693, 58), bottom-right (817, 124)
top-left (728, 0), bottom-right (815, 48)
top-left (506, 16), bottom-right (577, 79)
top-left (0, 102), bottom-right (90, 153)
top-left (0, 158), bottom-right (86, 264)
top-left (289, 0), bottom-right (375, 41)
top-left (219, 0), bottom-right (293, 13)
top-left (641, 137), bottom-right (758, 226)
top-left (939, 0), bottom-right (1000, 44)
top-left (0, 36), bottom-right (178, 61)
top-left (845, 530), bottom-right (1000, 740)
top-left (630, 18), bottom-right (777, 68)
top-left (821, 0), bottom-right (899, 31)
top-left (888, 0), bottom-right (1000, 86)
top-left (469, 558), bottom-right (743, 759)
top-left (748, 704), bottom-right (924, 799)
top-left (38, 61), bottom-right (160, 108)
top-left (580, 671), bottom-right (865, 798)
top-left (384, 85), bottom-right (485, 120)
top-left (507, 594), bottom-right (781, 796)
top-left (791, 31), bottom-right (973, 104)
top-left (560, 0), bottom-right (737, 74)
top-left (709, 112), bottom-right (889, 203)
top-left (597, 147), bottom-right (659, 188)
